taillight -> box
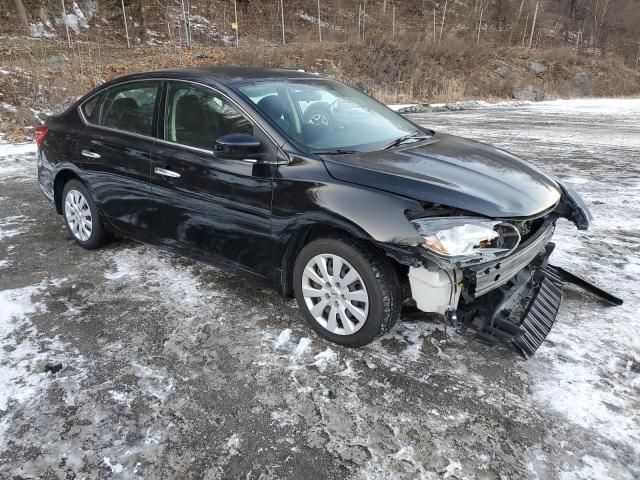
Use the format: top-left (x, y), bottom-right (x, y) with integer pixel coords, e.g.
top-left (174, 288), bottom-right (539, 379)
top-left (35, 124), bottom-right (48, 148)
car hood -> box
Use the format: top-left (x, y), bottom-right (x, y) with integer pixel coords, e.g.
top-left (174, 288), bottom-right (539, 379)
top-left (321, 132), bottom-right (561, 218)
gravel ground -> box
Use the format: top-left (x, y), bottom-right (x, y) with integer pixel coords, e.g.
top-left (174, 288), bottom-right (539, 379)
top-left (0, 99), bottom-right (638, 479)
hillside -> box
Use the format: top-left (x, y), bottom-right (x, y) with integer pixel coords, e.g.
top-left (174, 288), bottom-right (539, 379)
top-left (1, 0), bottom-right (639, 140)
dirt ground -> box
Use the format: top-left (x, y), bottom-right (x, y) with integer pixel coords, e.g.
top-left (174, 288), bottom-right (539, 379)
top-left (0, 99), bottom-right (638, 479)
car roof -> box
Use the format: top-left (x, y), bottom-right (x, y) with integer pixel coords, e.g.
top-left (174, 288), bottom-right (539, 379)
top-left (105, 67), bottom-right (328, 88)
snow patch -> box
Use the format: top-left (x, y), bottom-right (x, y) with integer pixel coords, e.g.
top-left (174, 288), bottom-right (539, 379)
top-left (222, 433), bottom-right (241, 459)
top-left (271, 409), bottom-right (298, 428)
top-left (1, 102), bottom-right (16, 113)
top-left (312, 347), bottom-right (337, 372)
top-left (0, 215), bottom-right (30, 240)
top-left (30, 22), bottom-right (56, 38)
top-left (132, 363), bottom-right (174, 403)
top-left (293, 337), bottom-right (312, 356)
top-left (0, 281), bottom-right (77, 446)
top-left (274, 328), bottom-right (292, 349)
top-left (102, 457), bottom-right (124, 474)
top-left (295, 10), bottom-right (344, 32)
top-left (0, 142), bottom-right (37, 157)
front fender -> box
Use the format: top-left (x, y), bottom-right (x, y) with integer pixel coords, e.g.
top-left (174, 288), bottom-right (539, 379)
top-left (272, 162), bottom-right (427, 290)
top-left (272, 179), bottom-right (425, 251)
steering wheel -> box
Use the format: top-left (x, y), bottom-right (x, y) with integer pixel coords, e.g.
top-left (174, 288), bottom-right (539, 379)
top-left (303, 102), bottom-right (334, 129)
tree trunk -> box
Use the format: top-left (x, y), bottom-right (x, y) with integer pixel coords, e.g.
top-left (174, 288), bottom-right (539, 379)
top-left (439, 0), bottom-right (448, 42)
top-left (138, 0), bottom-right (146, 40)
top-left (13, 0), bottom-right (29, 31)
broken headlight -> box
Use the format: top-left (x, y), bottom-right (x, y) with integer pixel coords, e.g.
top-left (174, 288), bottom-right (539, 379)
top-left (410, 217), bottom-right (521, 267)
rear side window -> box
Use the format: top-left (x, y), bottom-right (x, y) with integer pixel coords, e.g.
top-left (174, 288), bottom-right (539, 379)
top-left (164, 81), bottom-right (253, 151)
top-left (99, 82), bottom-right (159, 136)
top-left (81, 94), bottom-right (101, 123)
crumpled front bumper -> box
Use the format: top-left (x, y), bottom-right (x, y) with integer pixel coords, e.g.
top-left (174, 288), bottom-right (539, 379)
top-left (457, 220), bottom-right (562, 357)
top-left (460, 259), bottom-right (564, 357)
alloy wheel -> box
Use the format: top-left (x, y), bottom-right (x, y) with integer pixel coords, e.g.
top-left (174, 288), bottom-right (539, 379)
top-left (301, 253), bottom-right (369, 335)
top-left (64, 189), bottom-right (93, 242)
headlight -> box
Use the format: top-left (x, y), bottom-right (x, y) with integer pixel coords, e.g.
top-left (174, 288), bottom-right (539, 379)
top-left (410, 217), bottom-right (521, 267)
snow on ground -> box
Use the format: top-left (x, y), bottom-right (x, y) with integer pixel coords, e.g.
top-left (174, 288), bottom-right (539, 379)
top-left (413, 98), bottom-right (640, 461)
top-left (0, 142), bottom-right (37, 157)
top-left (0, 99), bottom-right (638, 478)
top-left (389, 99), bottom-right (536, 112)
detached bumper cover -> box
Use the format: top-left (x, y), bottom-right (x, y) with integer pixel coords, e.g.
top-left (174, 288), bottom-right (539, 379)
top-left (512, 266), bottom-right (563, 357)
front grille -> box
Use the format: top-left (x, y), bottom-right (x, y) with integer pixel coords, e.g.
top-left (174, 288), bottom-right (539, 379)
top-left (512, 266), bottom-right (563, 358)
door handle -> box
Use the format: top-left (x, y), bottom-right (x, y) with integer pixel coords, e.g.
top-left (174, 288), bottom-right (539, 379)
top-left (81, 149), bottom-right (101, 159)
top-left (154, 167), bottom-right (181, 178)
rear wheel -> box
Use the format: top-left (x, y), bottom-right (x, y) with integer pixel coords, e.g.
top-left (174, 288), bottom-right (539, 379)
top-left (62, 179), bottom-right (108, 249)
top-left (293, 236), bottom-right (401, 347)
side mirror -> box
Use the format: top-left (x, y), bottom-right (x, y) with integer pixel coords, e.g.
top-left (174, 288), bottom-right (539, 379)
top-left (213, 133), bottom-right (261, 160)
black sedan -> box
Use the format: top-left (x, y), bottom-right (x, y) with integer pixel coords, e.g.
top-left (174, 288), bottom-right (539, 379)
top-left (36, 67), bottom-right (595, 357)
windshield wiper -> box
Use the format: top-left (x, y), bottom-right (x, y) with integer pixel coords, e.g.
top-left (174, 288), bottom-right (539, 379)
top-left (382, 132), bottom-right (431, 150)
top-left (313, 148), bottom-right (361, 155)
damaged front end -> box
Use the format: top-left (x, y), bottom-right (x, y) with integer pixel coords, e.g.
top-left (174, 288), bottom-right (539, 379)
top-left (457, 223), bottom-right (562, 358)
top-left (388, 184), bottom-right (620, 358)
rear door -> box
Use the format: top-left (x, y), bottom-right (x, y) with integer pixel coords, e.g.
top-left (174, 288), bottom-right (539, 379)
top-left (149, 81), bottom-right (277, 277)
top-left (77, 81), bottom-right (160, 237)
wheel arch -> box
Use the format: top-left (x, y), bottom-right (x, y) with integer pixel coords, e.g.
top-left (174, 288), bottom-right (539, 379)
top-left (279, 218), bottom-right (401, 298)
top-left (53, 169), bottom-right (84, 214)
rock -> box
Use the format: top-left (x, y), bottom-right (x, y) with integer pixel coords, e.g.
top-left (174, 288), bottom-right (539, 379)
top-left (512, 87), bottom-right (541, 101)
top-left (46, 54), bottom-right (67, 69)
top-left (396, 103), bottom-right (430, 113)
top-left (325, 389), bottom-right (336, 399)
top-left (574, 71), bottom-right (588, 84)
top-left (496, 65), bottom-right (510, 78)
top-left (530, 61), bottom-right (547, 75)
top-left (44, 362), bottom-right (63, 374)
top-left (572, 71), bottom-right (591, 96)
top-left (430, 100), bottom-right (489, 112)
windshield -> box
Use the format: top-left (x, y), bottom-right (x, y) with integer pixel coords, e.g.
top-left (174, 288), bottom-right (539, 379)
top-left (234, 79), bottom-right (426, 153)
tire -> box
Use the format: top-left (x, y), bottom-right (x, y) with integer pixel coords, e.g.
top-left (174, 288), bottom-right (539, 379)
top-left (62, 179), bottom-right (108, 249)
top-left (293, 236), bottom-right (401, 347)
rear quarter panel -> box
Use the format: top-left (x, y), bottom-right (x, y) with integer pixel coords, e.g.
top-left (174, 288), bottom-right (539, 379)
top-left (39, 107), bottom-right (86, 202)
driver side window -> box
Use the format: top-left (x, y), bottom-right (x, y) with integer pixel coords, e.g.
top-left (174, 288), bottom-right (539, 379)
top-left (164, 82), bottom-right (253, 151)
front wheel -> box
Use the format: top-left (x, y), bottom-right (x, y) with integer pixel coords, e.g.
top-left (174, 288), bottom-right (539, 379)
top-left (62, 179), bottom-right (108, 249)
top-left (292, 237), bottom-right (401, 347)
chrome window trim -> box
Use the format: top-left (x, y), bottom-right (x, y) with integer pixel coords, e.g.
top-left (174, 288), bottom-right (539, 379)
top-left (77, 77), bottom-right (288, 162)
top-left (153, 136), bottom-right (287, 165)
top-left (77, 79), bottom-right (160, 142)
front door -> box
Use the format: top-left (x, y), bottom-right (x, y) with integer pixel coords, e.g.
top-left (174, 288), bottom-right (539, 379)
top-left (150, 81), bottom-right (276, 277)
top-left (77, 81), bottom-right (161, 237)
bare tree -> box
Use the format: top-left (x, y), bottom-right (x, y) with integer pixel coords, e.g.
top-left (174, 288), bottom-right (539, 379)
top-left (477, 3), bottom-right (484, 45)
top-left (508, 0), bottom-right (525, 44)
top-left (528, 1), bottom-right (539, 48)
top-left (122, 0), bottom-right (131, 48)
top-left (317, 0), bottom-right (322, 42)
top-left (13, 0), bottom-right (29, 31)
top-left (439, 0), bottom-right (448, 42)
